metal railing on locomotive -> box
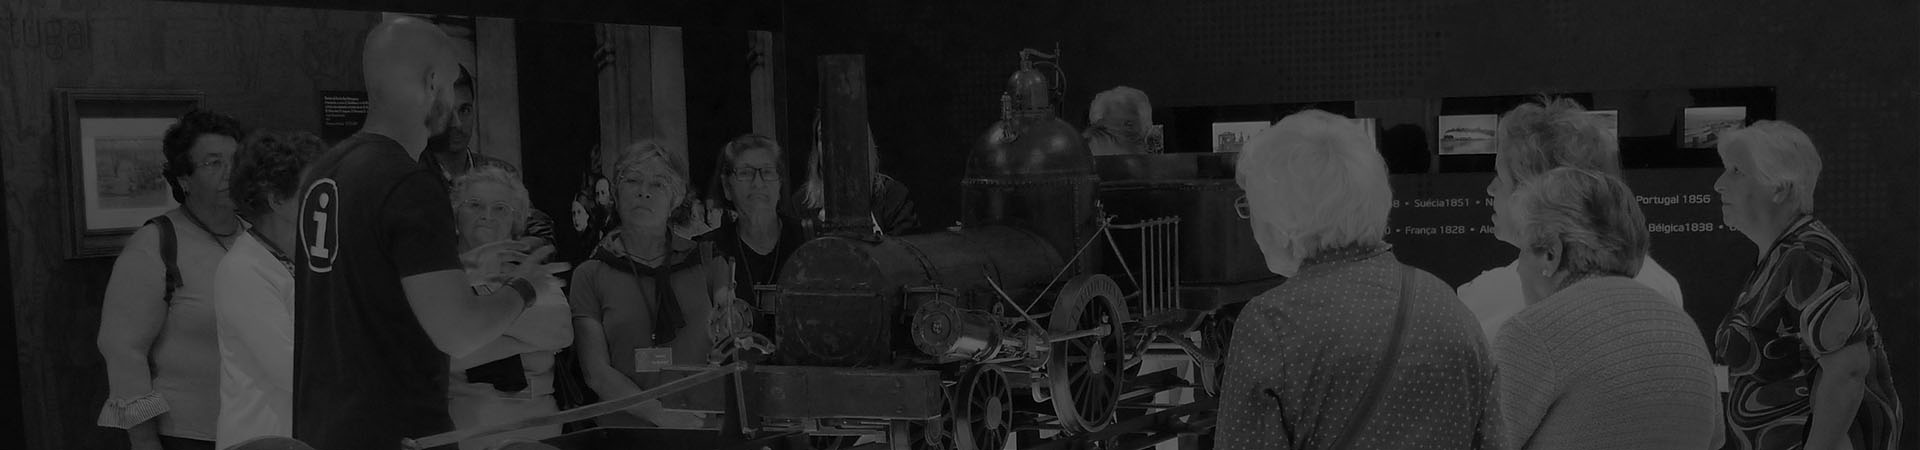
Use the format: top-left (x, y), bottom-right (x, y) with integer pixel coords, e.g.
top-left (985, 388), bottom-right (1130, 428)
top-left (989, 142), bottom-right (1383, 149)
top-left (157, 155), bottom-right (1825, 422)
top-left (908, 211), bottom-right (1229, 449)
top-left (400, 363), bottom-right (751, 450)
top-left (1102, 214), bottom-right (1228, 397)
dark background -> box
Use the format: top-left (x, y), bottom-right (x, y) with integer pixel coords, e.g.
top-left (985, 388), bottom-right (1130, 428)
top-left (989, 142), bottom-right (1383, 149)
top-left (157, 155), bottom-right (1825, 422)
top-left (3, 1), bottom-right (1916, 450)
top-left (780, 4), bottom-right (1918, 447)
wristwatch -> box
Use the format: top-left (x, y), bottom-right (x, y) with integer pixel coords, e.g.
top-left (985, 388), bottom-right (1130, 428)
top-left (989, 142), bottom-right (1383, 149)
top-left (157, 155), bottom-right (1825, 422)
top-left (506, 277), bottom-right (539, 308)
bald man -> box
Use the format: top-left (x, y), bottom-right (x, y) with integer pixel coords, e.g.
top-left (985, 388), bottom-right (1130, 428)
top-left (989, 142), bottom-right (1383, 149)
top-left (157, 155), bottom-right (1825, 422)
top-left (293, 16), bottom-right (562, 450)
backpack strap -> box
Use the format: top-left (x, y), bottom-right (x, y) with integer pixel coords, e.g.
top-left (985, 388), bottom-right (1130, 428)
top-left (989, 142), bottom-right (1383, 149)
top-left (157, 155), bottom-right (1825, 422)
top-left (145, 215), bottom-right (182, 304)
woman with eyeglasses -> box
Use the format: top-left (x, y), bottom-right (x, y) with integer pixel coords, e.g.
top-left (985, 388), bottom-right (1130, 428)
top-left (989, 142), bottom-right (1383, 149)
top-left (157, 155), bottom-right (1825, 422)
top-left (705, 135), bottom-right (808, 343)
top-left (445, 166), bottom-right (574, 449)
top-left (98, 109), bottom-right (246, 450)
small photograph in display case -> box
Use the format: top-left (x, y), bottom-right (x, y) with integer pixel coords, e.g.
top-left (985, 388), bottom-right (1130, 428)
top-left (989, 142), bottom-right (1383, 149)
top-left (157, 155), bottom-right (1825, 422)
top-left (1586, 110), bottom-right (1619, 140)
top-left (1681, 106), bottom-right (1747, 149)
top-left (1351, 117), bottom-right (1379, 151)
top-left (1212, 120), bottom-right (1271, 152)
top-left (1437, 114), bottom-right (1499, 155)
top-left (1146, 124), bottom-right (1165, 153)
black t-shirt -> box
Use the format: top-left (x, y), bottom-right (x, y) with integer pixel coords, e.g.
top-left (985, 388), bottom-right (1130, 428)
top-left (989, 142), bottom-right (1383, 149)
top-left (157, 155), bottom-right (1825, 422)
top-left (293, 133), bottom-right (463, 450)
top-left (709, 214), bottom-right (809, 339)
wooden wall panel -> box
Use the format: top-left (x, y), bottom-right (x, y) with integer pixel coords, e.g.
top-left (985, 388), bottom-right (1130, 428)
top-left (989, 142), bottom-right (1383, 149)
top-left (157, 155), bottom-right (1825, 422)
top-left (593, 25), bottom-right (689, 174)
top-left (1, 2), bottom-right (376, 449)
top-left (475, 17), bottom-right (522, 167)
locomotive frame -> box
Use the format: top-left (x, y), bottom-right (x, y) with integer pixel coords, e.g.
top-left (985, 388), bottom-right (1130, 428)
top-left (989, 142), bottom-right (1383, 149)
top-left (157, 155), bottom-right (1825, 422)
top-left (407, 52), bottom-right (1280, 450)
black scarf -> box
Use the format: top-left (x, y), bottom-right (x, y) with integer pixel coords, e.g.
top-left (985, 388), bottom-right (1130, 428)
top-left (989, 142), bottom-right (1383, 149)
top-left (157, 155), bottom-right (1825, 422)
top-left (592, 244), bottom-right (705, 345)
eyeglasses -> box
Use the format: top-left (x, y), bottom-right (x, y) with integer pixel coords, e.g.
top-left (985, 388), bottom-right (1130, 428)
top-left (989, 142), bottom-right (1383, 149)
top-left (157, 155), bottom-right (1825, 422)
top-left (1234, 195), bottom-right (1250, 219)
top-left (195, 158), bottom-right (228, 173)
top-left (730, 166), bottom-right (780, 182)
top-left (458, 199), bottom-right (519, 218)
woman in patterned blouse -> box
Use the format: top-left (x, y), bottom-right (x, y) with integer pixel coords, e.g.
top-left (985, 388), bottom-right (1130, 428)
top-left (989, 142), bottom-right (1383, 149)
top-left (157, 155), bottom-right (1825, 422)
top-left (1713, 121), bottom-right (1902, 450)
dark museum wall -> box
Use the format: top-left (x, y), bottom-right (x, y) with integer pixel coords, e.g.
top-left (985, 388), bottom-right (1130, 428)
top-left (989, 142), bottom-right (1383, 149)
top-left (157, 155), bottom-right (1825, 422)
top-left (1, 1), bottom-right (378, 448)
top-left (2, 0), bottom-right (1917, 449)
top-left (783, 0), bottom-right (1920, 445)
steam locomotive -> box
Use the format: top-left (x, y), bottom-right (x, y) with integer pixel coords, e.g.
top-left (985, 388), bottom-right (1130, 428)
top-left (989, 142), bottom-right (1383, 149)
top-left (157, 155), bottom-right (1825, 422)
top-left (642, 53), bottom-right (1281, 450)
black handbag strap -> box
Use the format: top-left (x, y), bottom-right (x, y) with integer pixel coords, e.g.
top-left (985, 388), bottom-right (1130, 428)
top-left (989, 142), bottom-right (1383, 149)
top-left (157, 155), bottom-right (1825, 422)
top-left (1332, 265), bottom-right (1418, 450)
top-left (146, 215), bottom-right (181, 304)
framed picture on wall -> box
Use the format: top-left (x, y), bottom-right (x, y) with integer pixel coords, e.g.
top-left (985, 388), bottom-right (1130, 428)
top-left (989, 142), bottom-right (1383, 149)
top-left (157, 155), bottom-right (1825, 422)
top-left (1352, 117), bottom-right (1379, 151)
top-left (55, 88), bottom-right (203, 259)
top-left (1681, 106), bottom-right (1747, 149)
top-left (1437, 114), bottom-right (1499, 155)
top-left (1586, 110), bottom-right (1619, 149)
top-left (1211, 121), bottom-right (1271, 152)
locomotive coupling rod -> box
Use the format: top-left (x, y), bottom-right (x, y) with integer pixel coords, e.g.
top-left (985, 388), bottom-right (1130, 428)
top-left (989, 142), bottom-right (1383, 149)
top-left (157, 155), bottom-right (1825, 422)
top-left (402, 362), bottom-right (748, 450)
top-left (1045, 326), bottom-right (1111, 343)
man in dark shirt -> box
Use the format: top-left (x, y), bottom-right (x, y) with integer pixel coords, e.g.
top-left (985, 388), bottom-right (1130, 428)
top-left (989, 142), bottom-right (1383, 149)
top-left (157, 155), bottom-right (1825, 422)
top-left (293, 16), bottom-right (561, 450)
top-left (420, 66), bottom-right (556, 244)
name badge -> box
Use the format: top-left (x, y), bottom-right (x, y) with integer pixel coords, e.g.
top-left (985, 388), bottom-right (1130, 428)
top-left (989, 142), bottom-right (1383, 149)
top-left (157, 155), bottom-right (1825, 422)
top-left (634, 347), bottom-right (674, 373)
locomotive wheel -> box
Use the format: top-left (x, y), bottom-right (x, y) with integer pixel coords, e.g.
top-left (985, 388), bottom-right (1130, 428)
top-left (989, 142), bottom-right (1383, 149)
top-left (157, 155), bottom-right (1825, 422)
top-left (953, 365), bottom-right (1013, 450)
top-left (1047, 274), bottom-right (1129, 434)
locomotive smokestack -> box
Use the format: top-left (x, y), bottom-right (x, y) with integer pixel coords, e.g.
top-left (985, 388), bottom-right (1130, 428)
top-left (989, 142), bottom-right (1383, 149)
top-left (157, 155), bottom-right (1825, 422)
top-left (817, 54), bottom-right (876, 239)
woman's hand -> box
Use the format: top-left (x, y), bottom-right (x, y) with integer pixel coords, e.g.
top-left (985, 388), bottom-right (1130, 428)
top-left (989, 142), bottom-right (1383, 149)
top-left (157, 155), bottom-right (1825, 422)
top-left (478, 243), bottom-right (570, 295)
top-left (462, 240), bottom-right (532, 278)
top-left (127, 421), bottom-right (162, 450)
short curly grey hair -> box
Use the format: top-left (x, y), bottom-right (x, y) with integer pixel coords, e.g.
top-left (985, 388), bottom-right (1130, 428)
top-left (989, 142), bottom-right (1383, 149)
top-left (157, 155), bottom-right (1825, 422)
top-left (450, 165), bottom-right (532, 237)
top-left (1514, 167), bottom-right (1648, 287)
top-left (1234, 109), bottom-right (1393, 256)
top-left (1493, 97), bottom-right (1621, 189)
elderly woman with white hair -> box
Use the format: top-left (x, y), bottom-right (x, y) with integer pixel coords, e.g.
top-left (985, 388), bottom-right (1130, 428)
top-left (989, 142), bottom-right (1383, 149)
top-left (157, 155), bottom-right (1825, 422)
top-left (1494, 167), bottom-right (1719, 449)
top-left (445, 165), bottom-right (574, 449)
top-left (1459, 97), bottom-right (1685, 341)
top-left (1084, 86), bottom-right (1155, 155)
top-left (1216, 110), bottom-right (1497, 450)
top-left (1713, 121), bottom-right (1902, 450)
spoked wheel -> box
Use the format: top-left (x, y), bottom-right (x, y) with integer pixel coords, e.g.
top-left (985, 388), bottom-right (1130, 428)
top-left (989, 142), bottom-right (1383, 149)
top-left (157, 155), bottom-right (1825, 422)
top-left (1047, 274), bottom-right (1130, 434)
top-left (953, 365), bottom-right (1013, 450)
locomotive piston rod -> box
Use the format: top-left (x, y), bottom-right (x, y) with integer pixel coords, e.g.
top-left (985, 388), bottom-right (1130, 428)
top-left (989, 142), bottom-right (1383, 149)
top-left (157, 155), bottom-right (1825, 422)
top-left (910, 299), bottom-right (1113, 364)
top-left (911, 299), bottom-right (1045, 363)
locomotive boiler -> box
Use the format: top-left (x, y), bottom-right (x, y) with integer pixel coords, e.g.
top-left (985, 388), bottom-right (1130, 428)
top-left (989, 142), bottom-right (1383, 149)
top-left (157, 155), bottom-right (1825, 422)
top-left (405, 53), bottom-right (1269, 450)
top-left (747, 52), bottom-right (1129, 450)
top-left (636, 53), bottom-right (1263, 450)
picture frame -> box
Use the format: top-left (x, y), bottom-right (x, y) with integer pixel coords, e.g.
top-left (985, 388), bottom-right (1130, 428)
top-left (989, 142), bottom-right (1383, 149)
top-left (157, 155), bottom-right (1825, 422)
top-left (1351, 117), bottom-right (1379, 151)
top-left (54, 88), bottom-right (204, 259)
top-left (1210, 120), bottom-right (1271, 152)
top-left (1680, 106), bottom-right (1748, 149)
top-left (1436, 114), bottom-right (1499, 156)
